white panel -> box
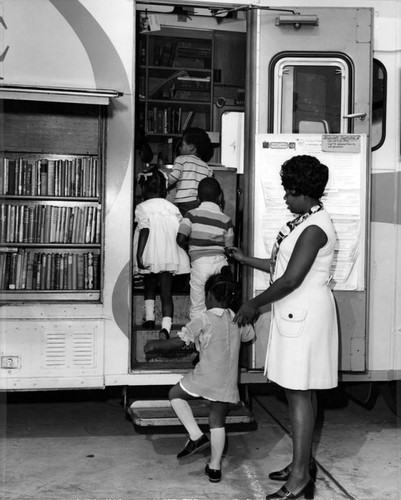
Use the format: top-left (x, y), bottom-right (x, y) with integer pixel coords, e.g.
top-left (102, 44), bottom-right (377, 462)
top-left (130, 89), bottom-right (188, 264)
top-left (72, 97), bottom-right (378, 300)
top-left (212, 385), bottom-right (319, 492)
top-left (0, 319), bottom-right (104, 390)
top-left (368, 222), bottom-right (400, 371)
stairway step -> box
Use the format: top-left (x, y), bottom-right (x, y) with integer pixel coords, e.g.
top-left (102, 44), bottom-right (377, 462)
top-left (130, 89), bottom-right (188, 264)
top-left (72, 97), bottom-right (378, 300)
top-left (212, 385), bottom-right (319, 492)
top-left (129, 399), bottom-right (255, 427)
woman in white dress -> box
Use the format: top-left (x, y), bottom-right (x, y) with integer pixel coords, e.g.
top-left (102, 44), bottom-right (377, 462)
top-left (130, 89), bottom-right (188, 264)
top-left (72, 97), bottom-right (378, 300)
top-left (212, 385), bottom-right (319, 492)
top-left (230, 155), bottom-right (338, 500)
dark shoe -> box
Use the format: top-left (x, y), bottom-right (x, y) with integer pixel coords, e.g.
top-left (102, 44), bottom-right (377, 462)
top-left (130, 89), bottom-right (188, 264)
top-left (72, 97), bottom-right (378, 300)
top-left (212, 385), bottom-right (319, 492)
top-left (158, 328), bottom-right (170, 340)
top-left (204, 463), bottom-right (222, 483)
top-left (142, 320), bottom-right (155, 329)
top-left (177, 434), bottom-right (209, 459)
top-left (269, 460), bottom-right (317, 482)
top-left (265, 479), bottom-right (315, 499)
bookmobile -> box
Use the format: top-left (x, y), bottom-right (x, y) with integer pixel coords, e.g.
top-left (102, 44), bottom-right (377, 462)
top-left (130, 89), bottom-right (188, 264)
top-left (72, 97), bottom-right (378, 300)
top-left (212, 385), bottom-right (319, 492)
top-left (0, 0), bottom-right (399, 420)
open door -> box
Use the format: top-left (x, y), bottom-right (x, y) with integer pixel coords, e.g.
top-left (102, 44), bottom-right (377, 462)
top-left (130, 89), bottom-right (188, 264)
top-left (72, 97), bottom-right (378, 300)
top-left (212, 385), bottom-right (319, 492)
top-left (244, 7), bottom-right (372, 372)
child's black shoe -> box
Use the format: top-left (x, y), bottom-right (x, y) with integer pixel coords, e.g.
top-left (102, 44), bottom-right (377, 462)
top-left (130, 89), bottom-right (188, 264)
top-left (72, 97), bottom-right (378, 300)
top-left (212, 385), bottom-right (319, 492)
top-left (142, 320), bottom-right (155, 329)
top-left (177, 434), bottom-right (209, 458)
top-left (204, 463), bottom-right (222, 483)
top-left (159, 328), bottom-right (170, 339)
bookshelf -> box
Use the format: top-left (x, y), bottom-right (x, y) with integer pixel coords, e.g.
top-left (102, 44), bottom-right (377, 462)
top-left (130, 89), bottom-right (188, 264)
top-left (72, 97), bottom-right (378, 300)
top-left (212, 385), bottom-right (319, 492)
top-left (0, 86), bottom-right (120, 301)
top-left (138, 28), bottom-right (214, 163)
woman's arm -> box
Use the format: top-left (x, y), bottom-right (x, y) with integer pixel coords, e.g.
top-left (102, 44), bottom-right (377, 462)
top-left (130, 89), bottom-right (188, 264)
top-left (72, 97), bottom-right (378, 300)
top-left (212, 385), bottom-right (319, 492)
top-left (137, 228), bottom-right (150, 269)
top-left (228, 247), bottom-right (271, 273)
top-left (234, 225), bottom-right (327, 326)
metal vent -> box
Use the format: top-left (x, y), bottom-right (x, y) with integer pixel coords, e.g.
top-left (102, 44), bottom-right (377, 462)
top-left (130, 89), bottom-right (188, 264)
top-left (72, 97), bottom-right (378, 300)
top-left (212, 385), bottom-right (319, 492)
top-left (45, 332), bottom-right (67, 367)
top-left (72, 332), bottom-right (95, 367)
top-left (44, 329), bottom-right (95, 368)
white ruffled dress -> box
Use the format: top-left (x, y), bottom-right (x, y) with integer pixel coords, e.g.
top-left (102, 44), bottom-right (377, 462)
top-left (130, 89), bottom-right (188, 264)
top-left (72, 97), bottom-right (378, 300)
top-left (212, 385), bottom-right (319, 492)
top-left (133, 198), bottom-right (190, 275)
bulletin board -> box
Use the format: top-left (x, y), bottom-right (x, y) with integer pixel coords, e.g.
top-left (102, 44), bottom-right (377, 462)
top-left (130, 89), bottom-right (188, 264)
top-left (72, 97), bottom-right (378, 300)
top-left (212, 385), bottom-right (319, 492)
top-left (252, 134), bottom-right (367, 293)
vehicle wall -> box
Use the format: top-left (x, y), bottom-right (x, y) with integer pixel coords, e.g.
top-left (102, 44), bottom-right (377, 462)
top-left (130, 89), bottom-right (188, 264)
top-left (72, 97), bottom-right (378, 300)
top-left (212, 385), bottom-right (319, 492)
top-left (0, 0), bottom-right (135, 390)
top-left (1, 0), bottom-right (399, 390)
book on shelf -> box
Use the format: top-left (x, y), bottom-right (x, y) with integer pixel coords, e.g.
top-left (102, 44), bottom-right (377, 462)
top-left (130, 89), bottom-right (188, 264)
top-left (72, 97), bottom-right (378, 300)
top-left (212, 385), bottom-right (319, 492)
top-left (1, 156), bottom-right (100, 199)
top-left (181, 110), bottom-right (194, 131)
top-left (148, 70), bottom-right (189, 99)
top-left (0, 249), bottom-right (101, 291)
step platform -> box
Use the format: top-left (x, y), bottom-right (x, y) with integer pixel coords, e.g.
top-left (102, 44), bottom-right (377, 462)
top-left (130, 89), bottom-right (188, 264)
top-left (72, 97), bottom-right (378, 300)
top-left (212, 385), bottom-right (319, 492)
top-left (129, 399), bottom-right (255, 428)
top-left (135, 328), bottom-right (198, 365)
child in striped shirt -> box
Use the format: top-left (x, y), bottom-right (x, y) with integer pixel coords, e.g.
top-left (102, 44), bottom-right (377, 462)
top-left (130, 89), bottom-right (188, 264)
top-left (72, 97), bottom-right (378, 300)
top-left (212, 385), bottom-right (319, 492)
top-left (167, 127), bottom-right (214, 216)
top-left (177, 177), bottom-right (234, 319)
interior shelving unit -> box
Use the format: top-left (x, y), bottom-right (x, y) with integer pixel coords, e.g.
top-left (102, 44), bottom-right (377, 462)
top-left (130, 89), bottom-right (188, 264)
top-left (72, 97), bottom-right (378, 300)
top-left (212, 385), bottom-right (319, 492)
top-left (0, 85), bottom-right (121, 302)
top-left (138, 28), bottom-right (214, 164)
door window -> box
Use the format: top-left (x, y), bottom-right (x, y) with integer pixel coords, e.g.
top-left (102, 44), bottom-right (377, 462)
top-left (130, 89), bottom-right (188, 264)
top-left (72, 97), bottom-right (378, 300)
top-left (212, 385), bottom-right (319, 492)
top-left (271, 56), bottom-right (351, 134)
top-left (372, 59), bottom-right (386, 150)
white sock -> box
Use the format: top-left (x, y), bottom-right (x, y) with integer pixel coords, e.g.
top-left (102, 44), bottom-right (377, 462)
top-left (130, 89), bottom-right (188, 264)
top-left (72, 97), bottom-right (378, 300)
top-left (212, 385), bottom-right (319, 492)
top-left (170, 398), bottom-right (203, 441)
top-left (161, 316), bottom-right (172, 333)
top-left (209, 427), bottom-right (225, 469)
top-left (144, 299), bottom-right (155, 321)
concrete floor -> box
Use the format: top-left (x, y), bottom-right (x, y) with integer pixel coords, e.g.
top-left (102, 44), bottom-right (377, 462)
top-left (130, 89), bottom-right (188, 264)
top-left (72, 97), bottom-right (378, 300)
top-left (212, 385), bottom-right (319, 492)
top-left (1, 384), bottom-right (400, 500)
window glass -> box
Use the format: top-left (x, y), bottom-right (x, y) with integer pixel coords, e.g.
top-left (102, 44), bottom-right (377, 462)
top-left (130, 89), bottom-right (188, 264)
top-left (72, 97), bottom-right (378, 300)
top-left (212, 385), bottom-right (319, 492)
top-left (372, 59), bottom-right (386, 150)
top-left (221, 111), bottom-right (244, 173)
top-left (273, 57), bottom-right (350, 134)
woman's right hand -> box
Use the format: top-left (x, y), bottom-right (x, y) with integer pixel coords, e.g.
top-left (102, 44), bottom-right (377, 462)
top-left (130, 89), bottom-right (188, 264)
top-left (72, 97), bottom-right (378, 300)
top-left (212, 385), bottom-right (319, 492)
top-left (234, 302), bottom-right (260, 327)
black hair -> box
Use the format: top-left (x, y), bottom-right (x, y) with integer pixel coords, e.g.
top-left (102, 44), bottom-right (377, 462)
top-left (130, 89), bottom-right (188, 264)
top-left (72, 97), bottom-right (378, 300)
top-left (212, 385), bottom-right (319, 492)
top-left (135, 127), bottom-right (153, 164)
top-left (182, 127), bottom-right (214, 162)
top-left (280, 155), bottom-right (329, 199)
top-left (204, 266), bottom-right (240, 311)
top-left (198, 177), bottom-right (221, 203)
top-left (137, 167), bottom-right (167, 199)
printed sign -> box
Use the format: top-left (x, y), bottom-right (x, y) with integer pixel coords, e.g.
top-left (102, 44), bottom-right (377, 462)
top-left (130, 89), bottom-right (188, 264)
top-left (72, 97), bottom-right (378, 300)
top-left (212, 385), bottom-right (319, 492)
top-left (253, 134), bottom-right (367, 292)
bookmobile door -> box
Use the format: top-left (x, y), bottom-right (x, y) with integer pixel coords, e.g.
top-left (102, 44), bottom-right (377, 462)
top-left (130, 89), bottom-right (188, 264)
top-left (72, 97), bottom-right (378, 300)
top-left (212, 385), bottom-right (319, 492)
top-left (244, 7), bottom-right (372, 372)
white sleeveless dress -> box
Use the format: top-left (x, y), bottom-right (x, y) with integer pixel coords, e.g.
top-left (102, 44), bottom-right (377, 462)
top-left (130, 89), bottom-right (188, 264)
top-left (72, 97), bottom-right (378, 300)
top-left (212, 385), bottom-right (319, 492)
top-left (265, 210), bottom-right (339, 390)
top-left (133, 198), bottom-right (190, 275)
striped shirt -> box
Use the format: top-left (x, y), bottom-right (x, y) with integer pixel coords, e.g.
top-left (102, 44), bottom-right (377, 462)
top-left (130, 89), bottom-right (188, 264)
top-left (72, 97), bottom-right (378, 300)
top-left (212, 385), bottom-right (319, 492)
top-left (168, 155), bottom-right (213, 204)
top-left (178, 202), bottom-right (234, 261)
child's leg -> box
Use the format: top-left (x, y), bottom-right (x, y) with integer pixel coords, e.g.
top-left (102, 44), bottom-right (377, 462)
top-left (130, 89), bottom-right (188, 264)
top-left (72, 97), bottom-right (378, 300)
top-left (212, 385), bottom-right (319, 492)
top-left (143, 274), bottom-right (157, 325)
top-left (189, 256), bottom-right (227, 320)
top-left (189, 260), bottom-right (207, 320)
top-left (169, 383), bottom-right (203, 442)
top-left (208, 401), bottom-right (228, 470)
top-left (158, 271), bottom-right (173, 337)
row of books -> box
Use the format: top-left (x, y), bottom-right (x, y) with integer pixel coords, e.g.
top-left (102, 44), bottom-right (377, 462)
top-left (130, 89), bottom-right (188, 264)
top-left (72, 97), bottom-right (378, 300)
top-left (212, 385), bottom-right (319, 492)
top-left (146, 106), bottom-right (196, 134)
top-left (0, 156), bottom-right (100, 198)
top-left (152, 39), bottom-right (212, 68)
top-left (0, 203), bottom-right (101, 244)
top-left (0, 249), bottom-right (100, 291)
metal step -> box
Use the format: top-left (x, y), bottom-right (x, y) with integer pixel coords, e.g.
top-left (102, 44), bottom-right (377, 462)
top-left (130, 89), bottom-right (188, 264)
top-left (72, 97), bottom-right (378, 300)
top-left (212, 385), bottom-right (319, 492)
top-left (129, 399), bottom-right (255, 427)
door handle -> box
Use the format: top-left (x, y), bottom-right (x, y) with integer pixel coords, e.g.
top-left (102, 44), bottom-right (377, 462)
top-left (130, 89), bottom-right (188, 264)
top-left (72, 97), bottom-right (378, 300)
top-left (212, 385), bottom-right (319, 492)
top-left (343, 112), bottom-right (367, 121)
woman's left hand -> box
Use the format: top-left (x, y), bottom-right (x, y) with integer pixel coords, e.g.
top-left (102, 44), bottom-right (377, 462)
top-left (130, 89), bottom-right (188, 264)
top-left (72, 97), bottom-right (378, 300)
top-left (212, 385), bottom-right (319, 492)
top-left (234, 302), bottom-right (260, 327)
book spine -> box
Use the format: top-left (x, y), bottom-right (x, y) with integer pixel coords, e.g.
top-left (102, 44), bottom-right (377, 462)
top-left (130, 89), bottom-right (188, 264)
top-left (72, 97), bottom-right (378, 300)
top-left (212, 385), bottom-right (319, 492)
top-left (0, 204), bottom-right (6, 243)
top-left (20, 250), bottom-right (27, 290)
top-left (26, 251), bottom-right (34, 290)
top-left (8, 252), bottom-right (18, 289)
top-left (77, 253), bottom-right (84, 290)
top-left (47, 160), bottom-right (55, 196)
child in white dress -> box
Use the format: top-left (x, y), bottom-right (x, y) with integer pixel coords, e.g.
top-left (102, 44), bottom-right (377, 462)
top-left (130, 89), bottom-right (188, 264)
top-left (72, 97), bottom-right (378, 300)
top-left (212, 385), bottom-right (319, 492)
top-left (144, 266), bottom-right (255, 483)
top-left (133, 167), bottom-right (190, 338)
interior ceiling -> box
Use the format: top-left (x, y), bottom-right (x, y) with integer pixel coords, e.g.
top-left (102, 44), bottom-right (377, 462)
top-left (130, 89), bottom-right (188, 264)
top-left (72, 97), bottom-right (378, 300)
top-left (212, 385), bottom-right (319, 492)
top-left (135, 2), bottom-right (250, 16)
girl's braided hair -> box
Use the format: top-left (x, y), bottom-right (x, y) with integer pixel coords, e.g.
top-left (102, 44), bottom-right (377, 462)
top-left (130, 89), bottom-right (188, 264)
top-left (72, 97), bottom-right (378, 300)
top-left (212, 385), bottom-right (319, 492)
top-left (204, 266), bottom-right (241, 311)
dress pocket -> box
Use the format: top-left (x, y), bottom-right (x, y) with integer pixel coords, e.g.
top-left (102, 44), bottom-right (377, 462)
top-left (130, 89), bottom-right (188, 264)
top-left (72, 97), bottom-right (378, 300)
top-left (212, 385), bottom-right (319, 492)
top-left (276, 307), bottom-right (307, 338)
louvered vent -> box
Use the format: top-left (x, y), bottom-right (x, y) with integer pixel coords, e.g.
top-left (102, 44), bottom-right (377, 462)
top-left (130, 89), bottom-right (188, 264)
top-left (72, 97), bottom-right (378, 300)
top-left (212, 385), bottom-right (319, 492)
top-left (45, 332), bottom-right (67, 367)
top-left (44, 329), bottom-right (95, 368)
top-left (73, 332), bottom-right (95, 367)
